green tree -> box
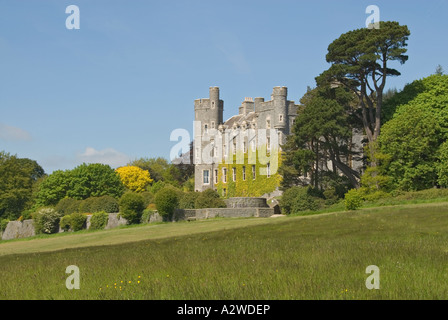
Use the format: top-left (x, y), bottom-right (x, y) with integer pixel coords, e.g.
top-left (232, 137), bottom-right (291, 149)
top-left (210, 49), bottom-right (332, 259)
top-left (35, 163), bottom-right (125, 207)
top-left (129, 156), bottom-right (193, 188)
top-left (154, 187), bottom-right (180, 218)
top-left (119, 192), bottom-right (145, 224)
top-left (280, 84), bottom-right (361, 189)
top-left (317, 21), bottom-right (410, 165)
top-left (379, 74), bottom-right (448, 190)
top-left (0, 152), bottom-right (45, 219)
top-left (34, 170), bottom-right (70, 207)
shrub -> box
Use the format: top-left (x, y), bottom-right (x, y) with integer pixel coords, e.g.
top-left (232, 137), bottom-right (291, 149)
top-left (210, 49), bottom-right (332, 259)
top-left (179, 192), bottom-right (200, 209)
top-left (77, 196), bottom-right (119, 214)
top-left (89, 211), bottom-right (109, 230)
top-left (92, 195), bottom-right (119, 213)
top-left (70, 212), bottom-right (87, 231)
top-left (55, 198), bottom-right (81, 215)
top-left (323, 188), bottom-right (339, 206)
top-left (78, 197), bottom-right (97, 213)
top-left (33, 207), bottom-right (62, 234)
top-left (279, 186), bottom-right (324, 214)
top-left (0, 219), bottom-right (10, 232)
top-left (154, 187), bottom-right (180, 217)
top-left (116, 166), bottom-right (153, 192)
top-left (344, 189), bottom-right (364, 211)
top-left (194, 189), bottom-right (226, 209)
top-left (119, 192), bottom-right (145, 224)
top-left (59, 215), bottom-right (72, 232)
top-left (140, 191), bottom-right (154, 208)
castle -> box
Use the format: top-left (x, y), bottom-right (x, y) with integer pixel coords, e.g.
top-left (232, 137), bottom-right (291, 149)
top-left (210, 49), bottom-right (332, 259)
top-left (194, 86), bottom-right (299, 195)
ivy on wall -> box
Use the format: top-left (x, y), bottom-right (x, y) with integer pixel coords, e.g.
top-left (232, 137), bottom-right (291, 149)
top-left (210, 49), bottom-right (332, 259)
top-left (215, 148), bottom-right (282, 198)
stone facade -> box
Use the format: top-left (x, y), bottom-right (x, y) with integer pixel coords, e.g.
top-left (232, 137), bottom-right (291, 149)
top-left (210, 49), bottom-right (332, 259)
top-left (194, 86), bottom-right (299, 193)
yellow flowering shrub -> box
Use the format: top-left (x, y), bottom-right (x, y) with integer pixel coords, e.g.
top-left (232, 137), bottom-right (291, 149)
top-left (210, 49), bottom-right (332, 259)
top-left (115, 166), bottom-right (153, 193)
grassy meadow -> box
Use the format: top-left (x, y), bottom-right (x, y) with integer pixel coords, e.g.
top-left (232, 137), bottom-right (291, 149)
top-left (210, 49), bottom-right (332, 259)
top-left (0, 202), bottom-right (448, 300)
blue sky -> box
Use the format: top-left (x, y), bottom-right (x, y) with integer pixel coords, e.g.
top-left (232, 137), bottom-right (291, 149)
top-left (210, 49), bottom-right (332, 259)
top-left (0, 0), bottom-right (447, 173)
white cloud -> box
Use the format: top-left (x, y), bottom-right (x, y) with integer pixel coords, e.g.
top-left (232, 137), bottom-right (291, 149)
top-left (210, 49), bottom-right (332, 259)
top-left (0, 123), bottom-right (32, 141)
top-left (77, 147), bottom-right (130, 168)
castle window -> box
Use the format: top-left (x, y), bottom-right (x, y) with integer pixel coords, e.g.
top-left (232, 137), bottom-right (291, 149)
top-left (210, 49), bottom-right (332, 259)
top-left (267, 162), bottom-right (271, 178)
top-left (203, 170), bottom-right (210, 185)
top-left (232, 167), bottom-right (236, 182)
top-left (267, 137), bottom-right (271, 152)
top-left (223, 188), bottom-right (227, 197)
top-left (266, 119), bottom-right (271, 129)
top-left (243, 141), bottom-right (247, 153)
top-left (279, 114), bottom-right (283, 122)
top-left (242, 166), bottom-right (246, 181)
top-left (233, 137), bottom-right (237, 155)
top-left (214, 169), bottom-right (218, 184)
top-left (223, 168), bottom-right (227, 183)
top-left (204, 124), bottom-right (208, 133)
top-left (211, 121), bottom-right (215, 129)
top-left (252, 165), bottom-right (256, 180)
top-left (211, 101), bottom-right (215, 109)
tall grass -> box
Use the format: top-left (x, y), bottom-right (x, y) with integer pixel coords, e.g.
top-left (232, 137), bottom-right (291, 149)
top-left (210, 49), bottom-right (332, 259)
top-left (0, 203), bottom-right (447, 300)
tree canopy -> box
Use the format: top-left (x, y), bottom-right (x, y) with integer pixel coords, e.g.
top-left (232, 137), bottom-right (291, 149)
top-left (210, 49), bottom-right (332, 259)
top-left (317, 21), bottom-right (410, 164)
top-left (0, 152), bottom-right (45, 219)
top-left (35, 163), bottom-right (125, 207)
top-left (378, 74), bottom-right (448, 190)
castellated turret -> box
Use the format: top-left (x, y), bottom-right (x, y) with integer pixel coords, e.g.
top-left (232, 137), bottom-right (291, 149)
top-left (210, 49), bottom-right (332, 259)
top-left (272, 86), bottom-right (287, 130)
top-left (195, 87), bottom-right (224, 132)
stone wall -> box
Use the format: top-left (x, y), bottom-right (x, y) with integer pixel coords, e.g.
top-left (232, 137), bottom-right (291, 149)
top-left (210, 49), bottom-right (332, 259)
top-left (2, 219), bottom-right (36, 240)
top-left (1, 198), bottom-right (276, 241)
top-left (105, 213), bottom-right (128, 229)
top-left (225, 197), bottom-right (269, 208)
top-left (173, 207), bottom-right (274, 220)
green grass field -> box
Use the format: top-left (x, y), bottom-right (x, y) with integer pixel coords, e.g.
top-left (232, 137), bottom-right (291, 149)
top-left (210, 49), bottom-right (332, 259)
top-left (1, 202), bottom-right (448, 300)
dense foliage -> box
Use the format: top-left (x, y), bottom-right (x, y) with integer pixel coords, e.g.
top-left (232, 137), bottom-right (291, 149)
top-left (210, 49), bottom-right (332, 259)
top-left (33, 207), bottom-right (62, 234)
top-left (116, 166), bottom-right (153, 192)
top-left (35, 163), bottom-right (125, 207)
top-left (0, 152), bottom-right (45, 220)
top-left (89, 211), bottom-right (109, 230)
top-left (194, 189), bottom-right (226, 209)
top-left (118, 192), bottom-right (145, 224)
top-left (154, 187), bottom-right (180, 217)
top-left (378, 74), bottom-right (448, 191)
top-left (279, 186), bottom-right (324, 214)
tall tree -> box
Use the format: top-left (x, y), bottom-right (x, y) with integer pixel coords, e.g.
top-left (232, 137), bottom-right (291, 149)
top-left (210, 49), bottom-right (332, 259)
top-left (0, 152), bottom-right (45, 219)
top-left (280, 84), bottom-right (362, 189)
top-left (378, 74), bottom-right (448, 191)
top-left (317, 21), bottom-right (410, 166)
